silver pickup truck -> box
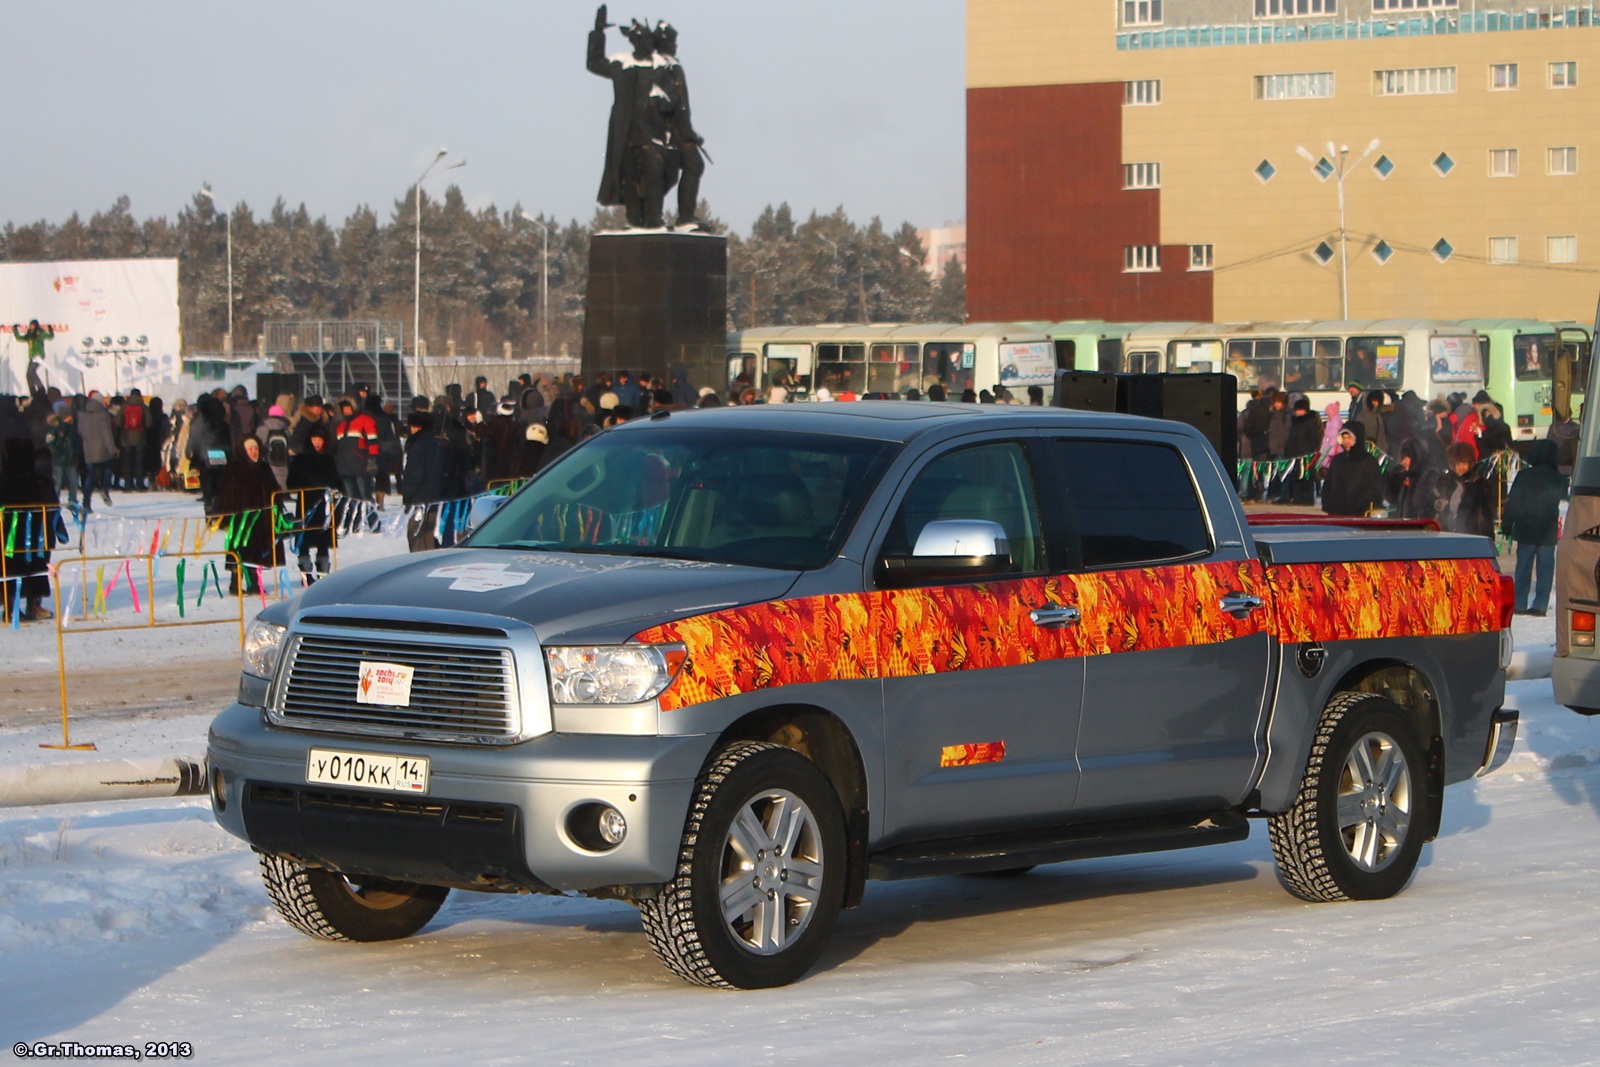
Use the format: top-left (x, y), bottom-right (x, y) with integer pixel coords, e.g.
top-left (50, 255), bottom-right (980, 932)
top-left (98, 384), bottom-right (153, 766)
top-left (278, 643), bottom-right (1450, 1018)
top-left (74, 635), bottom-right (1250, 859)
top-left (208, 403), bottom-right (1516, 988)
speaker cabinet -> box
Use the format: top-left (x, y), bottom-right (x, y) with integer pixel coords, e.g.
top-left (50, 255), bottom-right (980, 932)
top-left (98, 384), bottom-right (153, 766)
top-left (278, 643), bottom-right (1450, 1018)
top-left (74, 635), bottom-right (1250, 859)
top-left (1051, 371), bottom-right (1120, 413)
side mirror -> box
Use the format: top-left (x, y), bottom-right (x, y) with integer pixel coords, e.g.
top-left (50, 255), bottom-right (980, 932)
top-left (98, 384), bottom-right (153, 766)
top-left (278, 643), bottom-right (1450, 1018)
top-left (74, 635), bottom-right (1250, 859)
top-left (466, 494), bottom-right (509, 536)
top-left (878, 519), bottom-right (1012, 586)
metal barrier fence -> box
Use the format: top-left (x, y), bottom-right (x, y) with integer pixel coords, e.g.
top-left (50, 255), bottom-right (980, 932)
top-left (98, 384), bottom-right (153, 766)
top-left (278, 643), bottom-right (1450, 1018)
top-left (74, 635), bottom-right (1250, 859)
top-left (46, 550), bottom-right (245, 750)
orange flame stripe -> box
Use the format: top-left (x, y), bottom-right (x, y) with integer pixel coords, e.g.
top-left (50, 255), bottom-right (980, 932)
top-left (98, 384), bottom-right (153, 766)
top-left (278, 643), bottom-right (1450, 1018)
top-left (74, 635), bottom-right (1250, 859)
top-left (633, 557), bottom-right (1500, 712)
top-left (940, 741), bottom-right (1007, 768)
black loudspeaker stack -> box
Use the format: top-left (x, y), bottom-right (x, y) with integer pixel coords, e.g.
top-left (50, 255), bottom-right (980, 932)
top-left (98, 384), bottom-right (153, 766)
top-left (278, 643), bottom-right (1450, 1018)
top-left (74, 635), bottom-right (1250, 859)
top-left (255, 373), bottom-right (304, 404)
top-left (1052, 370), bottom-right (1238, 472)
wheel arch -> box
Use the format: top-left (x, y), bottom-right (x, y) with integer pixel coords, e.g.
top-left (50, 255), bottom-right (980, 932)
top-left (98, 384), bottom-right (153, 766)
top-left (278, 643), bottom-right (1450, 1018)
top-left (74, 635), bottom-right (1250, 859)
top-left (1322, 658), bottom-right (1446, 841)
top-left (714, 704), bottom-right (871, 908)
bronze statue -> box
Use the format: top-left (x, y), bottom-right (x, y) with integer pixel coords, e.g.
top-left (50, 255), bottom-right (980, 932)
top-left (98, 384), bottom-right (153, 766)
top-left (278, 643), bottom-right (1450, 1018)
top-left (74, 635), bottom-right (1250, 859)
top-left (588, 6), bottom-right (706, 230)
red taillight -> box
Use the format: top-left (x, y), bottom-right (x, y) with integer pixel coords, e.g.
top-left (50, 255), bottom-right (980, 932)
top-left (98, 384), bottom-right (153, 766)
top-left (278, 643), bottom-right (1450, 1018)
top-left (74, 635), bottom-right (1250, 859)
top-left (1497, 574), bottom-right (1516, 630)
top-left (1574, 611), bottom-right (1596, 633)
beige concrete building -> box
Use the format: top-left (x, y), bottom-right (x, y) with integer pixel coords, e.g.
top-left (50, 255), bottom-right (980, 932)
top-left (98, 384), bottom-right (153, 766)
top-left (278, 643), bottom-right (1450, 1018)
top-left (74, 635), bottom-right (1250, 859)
top-left (967, 1), bottom-right (1600, 324)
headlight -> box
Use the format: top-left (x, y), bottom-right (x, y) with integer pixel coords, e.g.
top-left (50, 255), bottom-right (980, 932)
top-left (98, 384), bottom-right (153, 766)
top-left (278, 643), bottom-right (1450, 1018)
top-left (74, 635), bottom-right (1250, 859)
top-left (546, 645), bottom-right (687, 705)
top-left (242, 620), bottom-right (288, 679)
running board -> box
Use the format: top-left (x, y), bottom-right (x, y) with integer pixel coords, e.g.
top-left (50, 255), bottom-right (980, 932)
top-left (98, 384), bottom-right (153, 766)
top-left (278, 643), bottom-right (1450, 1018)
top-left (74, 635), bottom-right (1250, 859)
top-left (867, 810), bottom-right (1250, 881)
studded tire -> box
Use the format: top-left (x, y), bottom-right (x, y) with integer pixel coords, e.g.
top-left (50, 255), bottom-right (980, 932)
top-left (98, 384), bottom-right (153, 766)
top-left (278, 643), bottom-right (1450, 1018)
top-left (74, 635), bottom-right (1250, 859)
top-left (259, 852), bottom-right (449, 943)
top-left (638, 741), bottom-right (847, 989)
top-left (1268, 693), bottom-right (1433, 903)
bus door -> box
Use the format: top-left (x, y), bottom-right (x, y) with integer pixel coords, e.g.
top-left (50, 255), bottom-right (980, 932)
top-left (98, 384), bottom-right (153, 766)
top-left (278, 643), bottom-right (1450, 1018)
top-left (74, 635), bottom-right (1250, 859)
top-left (923, 342), bottom-right (976, 395)
top-left (1556, 327), bottom-right (1592, 421)
top-left (1095, 338), bottom-right (1123, 373)
top-left (1054, 339), bottom-right (1077, 371)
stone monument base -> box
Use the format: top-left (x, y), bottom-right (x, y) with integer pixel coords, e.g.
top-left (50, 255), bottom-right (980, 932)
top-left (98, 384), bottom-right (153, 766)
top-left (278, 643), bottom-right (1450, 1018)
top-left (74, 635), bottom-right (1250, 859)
top-left (581, 231), bottom-right (728, 400)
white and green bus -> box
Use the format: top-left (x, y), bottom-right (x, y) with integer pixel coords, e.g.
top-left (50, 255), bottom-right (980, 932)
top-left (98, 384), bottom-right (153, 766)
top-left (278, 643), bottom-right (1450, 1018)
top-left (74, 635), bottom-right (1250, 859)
top-left (1460, 318), bottom-right (1590, 444)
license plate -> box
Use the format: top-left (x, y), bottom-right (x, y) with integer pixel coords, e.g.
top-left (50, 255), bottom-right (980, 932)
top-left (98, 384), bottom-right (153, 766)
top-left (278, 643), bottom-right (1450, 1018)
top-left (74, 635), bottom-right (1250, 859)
top-left (306, 748), bottom-right (430, 794)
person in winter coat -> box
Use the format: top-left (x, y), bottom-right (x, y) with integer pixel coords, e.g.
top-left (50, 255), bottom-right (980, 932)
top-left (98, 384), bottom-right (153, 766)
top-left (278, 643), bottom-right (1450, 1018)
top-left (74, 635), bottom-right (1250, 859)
top-left (285, 427), bottom-right (340, 584)
top-left (76, 392), bottom-right (119, 508)
top-left (1316, 400), bottom-right (1345, 472)
top-left (1321, 422), bottom-right (1385, 517)
top-left (1385, 437), bottom-right (1433, 520)
top-left (185, 394), bottom-right (232, 515)
top-left (228, 385), bottom-right (258, 446)
top-left (0, 437), bottom-right (58, 621)
top-left (44, 403), bottom-right (83, 513)
top-left (333, 397), bottom-right (379, 503)
top-left (400, 412), bottom-right (465, 553)
top-left (258, 404), bottom-right (292, 491)
top-left (120, 388), bottom-right (149, 491)
top-left (1283, 396), bottom-right (1323, 505)
top-left (1353, 390), bottom-right (1389, 457)
top-left (1502, 439), bottom-right (1569, 615)
top-left (1433, 441), bottom-right (1498, 538)
top-left (143, 397), bottom-right (170, 489)
top-left (215, 435), bottom-right (282, 594)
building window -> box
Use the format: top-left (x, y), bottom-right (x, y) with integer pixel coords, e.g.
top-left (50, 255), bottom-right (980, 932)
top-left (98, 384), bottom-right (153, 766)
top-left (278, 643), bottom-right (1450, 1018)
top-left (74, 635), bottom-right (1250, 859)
top-left (1550, 61), bottom-right (1579, 88)
top-left (1433, 152), bottom-right (1456, 176)
top-left (1254, 0), bottom-right (1336, 17)
top-left (1255, 72), bottom-right (1335, 100)
top-left (1124, 245), bottom-right (1161, 272)
top-left (1313, 156), bottom-right (1335, 181)
top-left (1433, 238), bottom-right (1455, 262)
top-left (1189, 245), bottom-right (1214, 271)
top-left (1489, 237), bottom-right (1519, 264)
top-left (1123, 162), bottom-right (1161, 189)
top-left (1124, 79), bottom-right (1162, 105)
top-left (1255, 159), bottom-right (1278, 183)
top-left (1375, 67), bottom-right (1457, 96)
top-left (1312, 241), bottom-right (1335, 265)
top-left (1548, 236), bottom-right (1578, 264)
top-left (1489, 149), bottom-right (1518, 177)
top-left (1373, 0), bottom-right (1456, 9)
top-left (1373, 154), bottom-right (1396, 178)
top-left (1490, 63), bottom-right (1518, 91)
top-left (1122, 0), bottom-right (1162, 26)
top-left (1549, 147), bottom-right (1579, 175)
top-left (1372, 240), bottom-right (1394, 264)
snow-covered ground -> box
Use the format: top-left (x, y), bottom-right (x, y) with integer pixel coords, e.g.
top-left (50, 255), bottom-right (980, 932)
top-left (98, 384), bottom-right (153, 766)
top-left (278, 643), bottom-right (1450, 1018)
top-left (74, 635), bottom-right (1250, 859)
top-left (0, 498), bottom-right (1591, 1064)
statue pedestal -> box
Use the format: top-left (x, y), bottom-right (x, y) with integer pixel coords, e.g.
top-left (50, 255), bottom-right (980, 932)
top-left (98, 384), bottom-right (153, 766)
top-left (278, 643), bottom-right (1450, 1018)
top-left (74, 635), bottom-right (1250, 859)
top-left (582, 231), bottom-right (728, 399)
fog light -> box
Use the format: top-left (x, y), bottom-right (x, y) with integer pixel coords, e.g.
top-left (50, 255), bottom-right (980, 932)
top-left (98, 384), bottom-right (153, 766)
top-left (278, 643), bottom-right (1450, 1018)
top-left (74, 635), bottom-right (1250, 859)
top-left (210, 768), bottom-right (227, 813)
top-left (598, 806), bottom-right (627, 846)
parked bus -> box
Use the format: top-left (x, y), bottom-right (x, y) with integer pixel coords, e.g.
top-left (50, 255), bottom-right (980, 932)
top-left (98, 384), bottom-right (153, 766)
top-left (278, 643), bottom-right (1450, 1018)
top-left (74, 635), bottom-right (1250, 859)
top-left (1553, 299), bottom-right (1600, 716)
top-left (1461, 318), bottom-right (1590, 444)
top-left (725, 323), bottom-right (1057, 400)
top-left (1036, 321), bottom-right (1146, 374)
top-left (1119, 319), bottom-right (1485, 416)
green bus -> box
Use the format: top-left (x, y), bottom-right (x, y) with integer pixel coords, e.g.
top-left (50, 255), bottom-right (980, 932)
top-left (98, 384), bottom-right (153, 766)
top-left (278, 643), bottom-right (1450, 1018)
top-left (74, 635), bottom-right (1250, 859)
top-left (1460, 318), bottom-right (1590, 445)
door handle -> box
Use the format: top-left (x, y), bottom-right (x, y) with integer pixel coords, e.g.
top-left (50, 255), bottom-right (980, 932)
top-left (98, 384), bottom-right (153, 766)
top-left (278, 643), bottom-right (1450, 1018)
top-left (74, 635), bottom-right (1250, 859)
top-left (1029, 605), bottom-right (1082, 629)
top-left (1219, 592), bottom-right (1266, 619)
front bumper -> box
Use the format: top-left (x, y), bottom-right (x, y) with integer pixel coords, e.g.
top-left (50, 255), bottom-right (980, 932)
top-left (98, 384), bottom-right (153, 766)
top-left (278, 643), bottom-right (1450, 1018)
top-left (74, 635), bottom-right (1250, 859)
top-left (207, 702), bottom-right (709, 894)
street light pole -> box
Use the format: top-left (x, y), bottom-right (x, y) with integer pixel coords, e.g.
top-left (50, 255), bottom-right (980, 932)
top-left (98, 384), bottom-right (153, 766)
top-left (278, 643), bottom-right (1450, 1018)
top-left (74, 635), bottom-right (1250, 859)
top-left (1297, 138), bottom-right (1379, 319)
top-left (413, 150), bottom-right (466, 391)
top-left (197, 186), bottom-right (232, 349)
top-left (518, 210), bottom-right (555, 357)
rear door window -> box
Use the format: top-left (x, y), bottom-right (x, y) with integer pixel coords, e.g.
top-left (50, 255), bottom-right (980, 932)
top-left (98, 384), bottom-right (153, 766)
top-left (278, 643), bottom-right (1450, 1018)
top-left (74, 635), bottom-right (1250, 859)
top-left (1045, 439), bottom-right (1212, 569)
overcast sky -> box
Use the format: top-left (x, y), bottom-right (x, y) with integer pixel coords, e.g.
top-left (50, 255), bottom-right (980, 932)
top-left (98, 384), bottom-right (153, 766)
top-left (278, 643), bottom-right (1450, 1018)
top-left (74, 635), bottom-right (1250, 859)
top-left (4, 0), bottom-right (966, 235)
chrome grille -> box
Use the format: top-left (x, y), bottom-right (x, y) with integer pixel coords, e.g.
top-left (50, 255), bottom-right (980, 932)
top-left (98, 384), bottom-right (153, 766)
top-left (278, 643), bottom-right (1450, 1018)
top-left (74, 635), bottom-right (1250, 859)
top-left (276, 631), bottom-right (520, 742)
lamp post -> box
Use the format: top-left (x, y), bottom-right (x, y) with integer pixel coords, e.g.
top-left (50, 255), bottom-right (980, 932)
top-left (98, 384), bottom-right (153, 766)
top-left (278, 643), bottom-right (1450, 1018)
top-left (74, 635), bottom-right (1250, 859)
top-left (517, 210), bottom-right (555, 357)
top-left (1296, 138), bottom-right (1380, 319)
top-left (413, 150), bottom-right (466, 389)
top-left (196, 186), bottom-right (232, 350)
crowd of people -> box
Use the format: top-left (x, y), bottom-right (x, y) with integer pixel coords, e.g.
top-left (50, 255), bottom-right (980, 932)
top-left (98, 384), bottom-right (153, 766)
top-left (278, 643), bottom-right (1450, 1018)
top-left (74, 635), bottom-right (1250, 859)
top-left (1239, 381), bottom-right (1575, 615)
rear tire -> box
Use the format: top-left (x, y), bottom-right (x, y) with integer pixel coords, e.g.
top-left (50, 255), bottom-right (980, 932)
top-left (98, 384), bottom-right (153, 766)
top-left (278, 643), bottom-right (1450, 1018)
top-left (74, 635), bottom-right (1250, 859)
top-left (1268, 693), bottom-right (1432, 903)
top-left (259, 852), bottom-right (448, 942)
top-left (639, 742), bottom-right (847, 989)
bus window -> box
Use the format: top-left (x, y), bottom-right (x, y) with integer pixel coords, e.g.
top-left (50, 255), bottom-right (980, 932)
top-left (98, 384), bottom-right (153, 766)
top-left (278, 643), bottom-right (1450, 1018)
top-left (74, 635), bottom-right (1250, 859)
top-left (1055, 340), bottom-right (1077, 371)
top-left (868, 343), bottom-right (917, 394)
top-left (1125, 349), bottom-right (1160, 374)
top-left (1428, 335), bottom-right (1481, 385)
top-left (1167, 340), bottom-right (1222, 374)
top-left (923, 343), bottom-right (976, 394)
top-left (728, 352), bottom-right (755, 393)
top-left (1514, 334), bottom-right (1557, 381)
top-left (1347, 336), bottom-right (1403, 387)
top-left (763, 343), bottom-right (811, 391)
top-left (1284, 337), bottom-right (1342, 391)
top-left (1096, 338), bottom-right (1125, 372)
top-left (816, 343), bottom-right (866, 395)
top-left (1225, 338), bottom-right (1282, 392)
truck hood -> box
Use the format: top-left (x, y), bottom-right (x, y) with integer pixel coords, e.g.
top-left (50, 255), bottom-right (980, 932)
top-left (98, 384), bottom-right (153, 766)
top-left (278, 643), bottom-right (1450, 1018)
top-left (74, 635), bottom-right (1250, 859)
top-left (291, 548), bottom-right (802, 644)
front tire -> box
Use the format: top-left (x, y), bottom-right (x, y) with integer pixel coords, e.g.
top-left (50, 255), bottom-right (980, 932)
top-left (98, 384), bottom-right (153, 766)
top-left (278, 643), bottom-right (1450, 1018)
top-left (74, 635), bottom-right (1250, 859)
top-left (1268, 693), bottom-right (1432, 903)
top-left (259, 852), bottom-right (449, 942)
top-left (639, 742), bottom-right (847, 989)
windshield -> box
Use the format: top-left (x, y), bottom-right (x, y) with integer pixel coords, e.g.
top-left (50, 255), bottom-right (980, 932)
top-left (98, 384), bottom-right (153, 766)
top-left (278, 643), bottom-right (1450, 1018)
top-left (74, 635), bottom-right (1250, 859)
top-left (468, 426), bottom-right (900, 570)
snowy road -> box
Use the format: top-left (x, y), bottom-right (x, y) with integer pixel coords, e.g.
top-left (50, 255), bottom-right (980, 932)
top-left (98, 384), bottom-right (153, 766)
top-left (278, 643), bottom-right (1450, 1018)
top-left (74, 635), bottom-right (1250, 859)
top-left (0, 677), bottom-right (1596, 1066)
